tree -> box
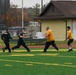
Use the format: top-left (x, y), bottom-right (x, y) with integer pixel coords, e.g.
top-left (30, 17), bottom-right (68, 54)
top-left (33, 3), bottom-right (40, 17)
top-left (6, 4), bottom-right (18, 27)
top-left (1, 4), bottom-right (31, 27)
top-left (23, 8), bottom-right (31, 23)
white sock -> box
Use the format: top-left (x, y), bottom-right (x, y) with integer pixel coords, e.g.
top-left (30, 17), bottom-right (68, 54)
top-left (69, 47), bottom-right (72, 50)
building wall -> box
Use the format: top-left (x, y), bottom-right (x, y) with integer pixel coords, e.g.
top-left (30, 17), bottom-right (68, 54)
top-left (72, 20), bottom-right (76, 40)
top-left (67, 19), bottom-right (72, 29)
top-left (41, 19), bottom-right (72, 41)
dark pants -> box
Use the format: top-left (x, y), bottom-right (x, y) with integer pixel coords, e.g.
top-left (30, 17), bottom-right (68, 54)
top-left (44, 41), bottom-right (59, 52)
top-left (4, 41), bottom-right (11, 52)
top-left (12, 40), bottom-right (30, 52)
top-left (67, 39), bottom-right (74, 46)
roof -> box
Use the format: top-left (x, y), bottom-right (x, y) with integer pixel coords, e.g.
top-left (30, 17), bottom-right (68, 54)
top-left (34, 1), bottom-right (76, 20)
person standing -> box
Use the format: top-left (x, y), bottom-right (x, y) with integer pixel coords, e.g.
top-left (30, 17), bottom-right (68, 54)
top-left (67, 26), bottom-right (74, 52)
top-left (43, 27), bottom-right (59, 52)
top-left (1, 29), bottom-right (12, 53)
top-left (12, 29), bottom-right (30, 52)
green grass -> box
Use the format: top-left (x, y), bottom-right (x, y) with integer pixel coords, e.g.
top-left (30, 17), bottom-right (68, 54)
top-left (0, 38), bottom-right (76, 75)
top-left (0, 48), bottom-right (76, 75)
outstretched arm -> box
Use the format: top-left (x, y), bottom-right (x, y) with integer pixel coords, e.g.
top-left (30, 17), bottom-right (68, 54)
top-left (8, 33), bottom-right (12, 39)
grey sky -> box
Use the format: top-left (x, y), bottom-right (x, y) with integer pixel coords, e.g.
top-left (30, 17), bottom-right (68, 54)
top-left (10, 0), bottom-right (51, 8)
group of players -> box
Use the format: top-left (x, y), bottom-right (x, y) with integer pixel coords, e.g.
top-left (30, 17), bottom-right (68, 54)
top-left (1, 26), bottom-right (74, 53)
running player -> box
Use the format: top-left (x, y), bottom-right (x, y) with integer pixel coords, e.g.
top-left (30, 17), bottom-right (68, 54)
top-left (12, 29), bottom-right (30, 52)
top-left (43, 27), bottom-right (59, 52)
top-left (1, 29), bottom-right (12, 53)
top-left (67, 26), bottom-right (74, 52)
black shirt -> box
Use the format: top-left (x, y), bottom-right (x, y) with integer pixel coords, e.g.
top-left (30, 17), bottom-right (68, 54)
top-left (18, 33), bottom-right (25, 42)
top-left (1, 32), bottom-right (12, 42)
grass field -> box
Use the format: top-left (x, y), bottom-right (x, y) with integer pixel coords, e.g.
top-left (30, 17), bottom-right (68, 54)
top-left (0, 48), bottom-right (76, 75)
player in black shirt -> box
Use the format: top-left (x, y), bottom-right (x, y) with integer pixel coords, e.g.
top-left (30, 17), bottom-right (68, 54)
top-left (1, 29), bottom-right (12, 53)
top-left (12, 29), bottom-right (30, 52)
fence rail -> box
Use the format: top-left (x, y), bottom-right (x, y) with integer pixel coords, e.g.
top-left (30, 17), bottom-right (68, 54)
top-left (10, 38), bottom-right (46, 45)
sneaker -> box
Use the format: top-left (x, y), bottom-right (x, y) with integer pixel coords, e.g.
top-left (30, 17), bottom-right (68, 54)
top-left (68, 49), bottom-right (73, 52)
top-left (57, 49), bottom-right (59, 51)
top-left (8, 51), bottom-right (11, 53)
top-left (43, 51), bottom-right (47, 52)
top-left (27, 50), bottom-right (30, 52)
top-left (2, 48), bottom-right (5, 52)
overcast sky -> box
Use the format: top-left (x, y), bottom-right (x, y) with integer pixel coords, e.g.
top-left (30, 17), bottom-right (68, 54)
top-left (10, 0), bottom-right (51, 8)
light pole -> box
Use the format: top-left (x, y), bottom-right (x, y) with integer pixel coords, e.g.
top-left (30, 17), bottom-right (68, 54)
top-left (41, 0), bottom-right (43, 12)
top-left (5, 0), bottom-right (6, 27)
top-left (22, 0), bottom-right (24, 28)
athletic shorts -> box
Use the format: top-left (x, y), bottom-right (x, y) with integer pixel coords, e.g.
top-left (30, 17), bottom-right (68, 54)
top-left (67, 39), bottom-right (74, 45)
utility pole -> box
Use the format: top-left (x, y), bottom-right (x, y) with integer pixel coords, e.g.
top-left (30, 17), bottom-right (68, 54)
top-left (41, 0), bottom-right (43, 12)
top-left (5, 0), bottom-right (6, 27)
top-left (22, 0), bottom-right (24, 28)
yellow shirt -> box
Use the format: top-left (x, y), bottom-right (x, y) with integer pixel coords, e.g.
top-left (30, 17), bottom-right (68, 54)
top-left (46, 29), bottom-right (54, 42)
top-left (68, 30), bottom-right (74, 39)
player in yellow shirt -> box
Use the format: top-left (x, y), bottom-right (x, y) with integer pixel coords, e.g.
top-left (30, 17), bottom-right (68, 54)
top-left (43, 27), bottom-right (59, 52)
top-left (67, 26), bottom-right (74, 52)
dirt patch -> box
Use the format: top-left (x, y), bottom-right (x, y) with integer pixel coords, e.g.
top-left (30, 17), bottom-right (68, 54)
top-left (0, 44), bottom-right (76, 49)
